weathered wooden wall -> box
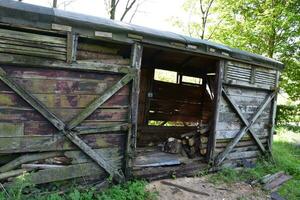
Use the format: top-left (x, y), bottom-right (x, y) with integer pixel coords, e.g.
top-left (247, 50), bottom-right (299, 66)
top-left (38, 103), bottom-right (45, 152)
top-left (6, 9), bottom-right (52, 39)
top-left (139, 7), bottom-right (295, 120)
top-left (213, 61), bottom-right (278, 167)
top-left (0, 27), bottom-right (132, 184)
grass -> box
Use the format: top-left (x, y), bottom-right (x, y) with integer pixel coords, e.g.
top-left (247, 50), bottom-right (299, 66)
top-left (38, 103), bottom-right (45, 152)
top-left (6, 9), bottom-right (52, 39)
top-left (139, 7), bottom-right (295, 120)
top-left (0, 180), bottom-right (157, 200)
top-left (211, 125), bottom-right (300, 200)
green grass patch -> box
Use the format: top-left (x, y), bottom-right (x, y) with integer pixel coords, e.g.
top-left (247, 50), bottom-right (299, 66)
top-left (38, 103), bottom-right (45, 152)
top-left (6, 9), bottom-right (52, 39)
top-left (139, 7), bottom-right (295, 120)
top-left (0, 180), bottom-right (157, 200)
top-left (210, 125), bottom-right (300, 200)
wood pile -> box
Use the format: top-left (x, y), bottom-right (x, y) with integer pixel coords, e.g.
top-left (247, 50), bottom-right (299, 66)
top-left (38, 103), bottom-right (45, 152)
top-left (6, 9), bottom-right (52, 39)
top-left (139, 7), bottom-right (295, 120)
top-left (162, 126), bottom-right (209, 159)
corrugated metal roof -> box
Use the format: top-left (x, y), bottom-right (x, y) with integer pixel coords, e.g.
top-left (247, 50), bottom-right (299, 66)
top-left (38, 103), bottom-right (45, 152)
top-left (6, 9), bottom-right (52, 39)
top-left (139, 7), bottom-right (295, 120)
top-left (0, 0), bottom-right (284, 69)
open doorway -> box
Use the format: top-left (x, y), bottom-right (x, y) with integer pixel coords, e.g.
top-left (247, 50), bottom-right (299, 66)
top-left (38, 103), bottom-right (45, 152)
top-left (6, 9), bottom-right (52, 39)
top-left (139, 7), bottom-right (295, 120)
top-left (133, 45), bottom-right (219, 178)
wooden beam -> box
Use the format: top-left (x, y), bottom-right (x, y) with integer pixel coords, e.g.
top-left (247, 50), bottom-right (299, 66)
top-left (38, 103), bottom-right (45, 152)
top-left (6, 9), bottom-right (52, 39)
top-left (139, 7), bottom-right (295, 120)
top-left (207, 60), bottom-right (224, 163)
top-left (76, 123), bottom-right (129, 134)
top-left (66, 32), bottom-right (78, 63)
top-left (0, 67), bottom-right (65, 131)
top-left (125, 43), bottom-right (143, 178)
top-left (67, 73), bottom-right (134, 130)
top-left (0, 53), bottom-right (135, 74)
top-left (221, 88), bottom-right (266, 153)
top-left (215, 89), bottom-right (279, 165)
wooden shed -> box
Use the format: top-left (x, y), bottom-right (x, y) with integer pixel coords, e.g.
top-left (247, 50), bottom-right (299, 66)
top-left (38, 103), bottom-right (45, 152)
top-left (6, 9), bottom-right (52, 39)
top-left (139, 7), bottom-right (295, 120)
top-left (0, 1), bottom-right (284, 185)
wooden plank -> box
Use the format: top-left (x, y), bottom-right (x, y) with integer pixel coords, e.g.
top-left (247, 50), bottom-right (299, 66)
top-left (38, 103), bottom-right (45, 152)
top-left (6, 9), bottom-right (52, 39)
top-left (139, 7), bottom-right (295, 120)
top-left (65, 148), bottom-right (122, 165)
top-left (67, 73), bottom-right (134, 130)
top-left (0, 133), bottom-right (125, 154)
top-left (13, 163), bottom-right (106, 185)
top-left (215, 89), bottom-right (278, 165)
top-left (0, 122), bottom-right (24, 137)
top-left (0, 53), bottom-right (135, 74)
top-left (66, 32), bottom-right (78, 63)
top-left (0, 67), bottom-right (65, 131)
top-left (62, 131), bottom-right (125, 183)
top-left (0, 152), bottom-right (63, 173)
top-left (0, 28), bottom-right (66, 45)
top-left (76, 123), bottom-right (129, 134)
top-left (208, 60), bottom-right (224, 163)
top-left (0, 169), bottom-right (29, 180)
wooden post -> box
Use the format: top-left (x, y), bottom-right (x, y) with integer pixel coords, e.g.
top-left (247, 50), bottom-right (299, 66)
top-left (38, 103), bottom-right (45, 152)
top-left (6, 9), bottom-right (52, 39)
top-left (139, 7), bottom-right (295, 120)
top-left (66, 32), bottom-right (78, 63)
top-left (268, 70), bottom-right (280, 151)
top-left (207, 60), bottom-right (224, 163)
top-left (125, 42), bottom-right (143, 178)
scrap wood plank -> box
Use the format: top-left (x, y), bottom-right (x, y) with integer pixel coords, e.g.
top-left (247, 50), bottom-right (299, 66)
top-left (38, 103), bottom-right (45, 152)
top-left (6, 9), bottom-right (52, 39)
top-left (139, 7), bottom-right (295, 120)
top-left (215, 89), bottom-right (278, 165)
top-left (161, 181), bottom-right (210, 196)
top-left (0, 152), bottom-right (63, 173)
top-left (263, 174), bottom-right (292, 191)
top-left (8, 163), bottom-right (106, 185)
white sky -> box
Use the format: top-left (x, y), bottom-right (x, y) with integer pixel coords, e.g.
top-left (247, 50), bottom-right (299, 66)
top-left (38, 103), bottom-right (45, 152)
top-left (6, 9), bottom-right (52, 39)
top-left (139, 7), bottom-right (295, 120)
top-left (21, 0), bottom-right (186, 34)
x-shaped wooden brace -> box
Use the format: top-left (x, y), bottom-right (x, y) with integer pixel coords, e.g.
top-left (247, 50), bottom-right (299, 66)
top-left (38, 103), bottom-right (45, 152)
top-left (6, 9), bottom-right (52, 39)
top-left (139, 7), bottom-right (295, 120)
top-left (215, 87), bottom-right (279, 165)
top-left (0, 67), bottom-right (135, 183)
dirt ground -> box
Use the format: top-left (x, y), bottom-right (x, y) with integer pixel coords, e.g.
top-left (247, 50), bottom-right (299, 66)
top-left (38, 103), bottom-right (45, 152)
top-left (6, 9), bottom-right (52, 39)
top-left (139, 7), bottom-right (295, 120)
top-left (147, 176), bottom-right (269, 200)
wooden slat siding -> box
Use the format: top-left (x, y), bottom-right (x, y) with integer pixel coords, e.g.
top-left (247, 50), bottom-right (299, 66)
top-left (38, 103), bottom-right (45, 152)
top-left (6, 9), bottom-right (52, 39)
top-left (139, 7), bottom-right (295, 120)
top-left (66, 32), bottom-right (78, 63)
top-left (268, 70), bottom-right (280, 151)
top-left (77, 40), bottom-right (130, 66)
top-left (215, 89), bottom-right (278, 165)
top-left (0, 133), bottom-right (126, 154)
top-left (0, 54), bottom-right (134, 74)
top-left (0, 28), bottom-right (67, 61)
top-left (67, 73), bottom-right (134, 130)
top-left (207, 60), bottom-right (224, 163)
top-left (126, 43), bottom-right (143, 178)
top-left (65, 148), bottom-right (122, 165)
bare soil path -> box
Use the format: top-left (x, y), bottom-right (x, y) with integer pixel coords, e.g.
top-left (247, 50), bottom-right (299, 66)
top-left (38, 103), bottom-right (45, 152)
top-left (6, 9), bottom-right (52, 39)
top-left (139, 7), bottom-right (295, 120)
top-left (147, 176), bottom-right (269, 200)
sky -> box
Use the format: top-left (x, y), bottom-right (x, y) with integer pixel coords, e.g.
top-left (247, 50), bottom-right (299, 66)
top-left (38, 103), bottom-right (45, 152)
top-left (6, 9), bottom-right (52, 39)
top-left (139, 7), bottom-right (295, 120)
top-left (20, 0), bottom-right (186, 34)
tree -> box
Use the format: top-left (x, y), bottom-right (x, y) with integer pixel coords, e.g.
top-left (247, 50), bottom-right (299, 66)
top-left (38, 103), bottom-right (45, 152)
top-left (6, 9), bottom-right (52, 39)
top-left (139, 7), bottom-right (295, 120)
top-left (212, 0), bottom-right (300, 101)
top-left (171, 0), bottom-right (218, 39)
top-left (104, 0), bottom-right (145, 22)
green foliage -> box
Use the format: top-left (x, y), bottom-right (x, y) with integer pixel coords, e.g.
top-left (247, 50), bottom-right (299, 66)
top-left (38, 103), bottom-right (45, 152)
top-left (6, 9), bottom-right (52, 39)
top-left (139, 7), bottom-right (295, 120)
top-left (276, 104), bottom-right (300, 125)
top-left (210, 125), bottom-right (300, 200)
top-left (0, 180), bottom-right (156, 200)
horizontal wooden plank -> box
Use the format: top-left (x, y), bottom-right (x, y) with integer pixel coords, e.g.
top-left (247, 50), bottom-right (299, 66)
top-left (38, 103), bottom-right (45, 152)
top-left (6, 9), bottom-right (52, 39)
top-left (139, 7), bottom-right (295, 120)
top-left (0, 38), bottom-right (67, 53)
top-left (0, 122), bottom-right (24, 137)
top-left (216, 138), bottom-right (268, 148)
top-left (0, 28), bottom-right (66, 45)
top-left (216, 129), bottom-right (269, 139)
top-left (65, 148), bottom-right (122, 165)
top-left (77, 42), bottom-right (119, 54)
top-left (16, 163), bottom-right (108, 185)
top-left (0, 92), bottom-right (129, 108)
top-left (216, 120), bottom-right (270, 131)
top-left (227, 150), bottom-right (260, 160)
top-left (0, 133), bottom-right (126, 154)
top-left (0, 53), bottom-right (134, 74)
top-left (0, 107), bottom-right (128, 123)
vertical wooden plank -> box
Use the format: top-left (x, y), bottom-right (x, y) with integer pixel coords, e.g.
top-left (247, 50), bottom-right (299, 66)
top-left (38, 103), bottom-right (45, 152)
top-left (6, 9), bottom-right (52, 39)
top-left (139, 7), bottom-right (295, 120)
top-left (268, 70), bottom-right (280, 151)
top-left (207, 60), bottom-right (225, 163)
top-left (67, 32), bottom-right (78, 63)
top-left (125, 42), bottom-right (143, 178)
top-left (250, 67), bottom-right (256, 84)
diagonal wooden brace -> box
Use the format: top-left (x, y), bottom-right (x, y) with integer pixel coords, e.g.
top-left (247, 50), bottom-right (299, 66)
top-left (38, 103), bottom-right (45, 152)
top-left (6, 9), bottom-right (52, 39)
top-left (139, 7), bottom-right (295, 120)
top-left (215, 89), bottom-right (278, 165)
top-left (0, 67), bottom-right (128, 183)
top-left (0, 67), bottom-right (65, 131)
top-left (67, 73), bottom-right (134, 130)
top-left (222, 88), bottom-right (266, 153)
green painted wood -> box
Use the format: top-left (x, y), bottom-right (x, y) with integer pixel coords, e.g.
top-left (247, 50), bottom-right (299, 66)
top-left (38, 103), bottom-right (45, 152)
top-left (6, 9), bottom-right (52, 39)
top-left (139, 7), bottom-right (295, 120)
top-left (0, 122), bottom-right (24, 137)
top-left (0, 67), bottom-right (65, 131)
top-left (67, 73), bottom-right (134, 130)
top-left (63, 130), bottom-right (125, 183)
top-left (215, 89), bottom-right (278, 165)
top-left (221, 88), bottom-right (266, 153)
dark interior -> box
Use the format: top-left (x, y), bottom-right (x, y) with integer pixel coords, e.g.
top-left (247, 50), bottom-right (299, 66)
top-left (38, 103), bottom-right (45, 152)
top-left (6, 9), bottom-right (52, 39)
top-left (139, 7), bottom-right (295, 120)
top-left (134, 45), bottom-right (219, 168)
